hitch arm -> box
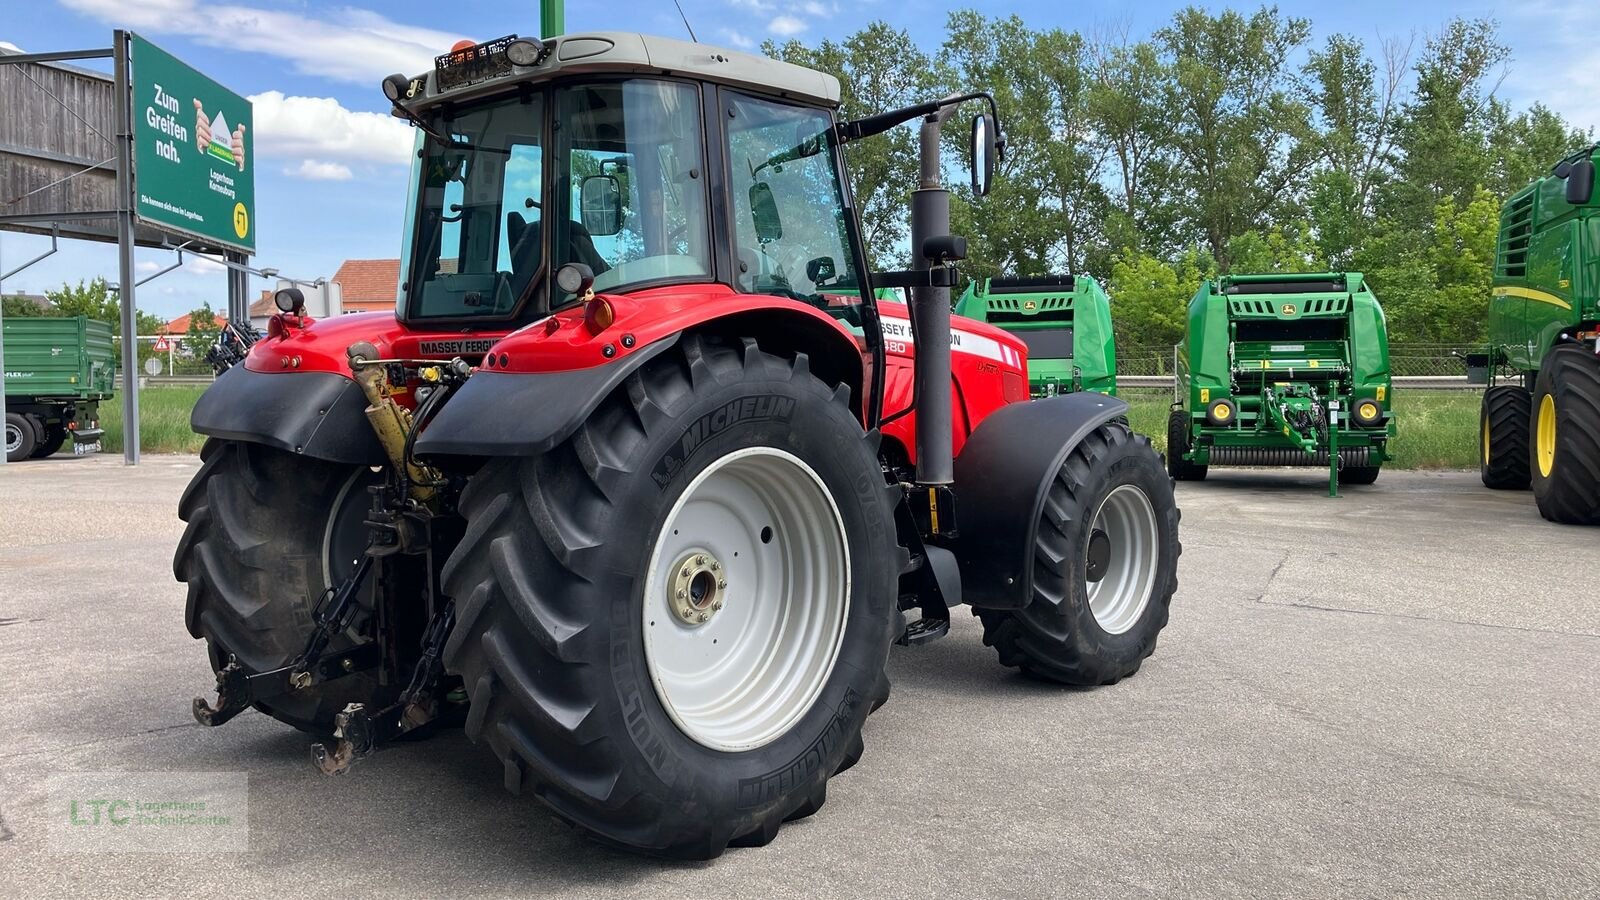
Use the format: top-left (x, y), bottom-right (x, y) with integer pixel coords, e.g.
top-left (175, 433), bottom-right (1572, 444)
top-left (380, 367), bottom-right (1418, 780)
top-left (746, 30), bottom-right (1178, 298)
top-left (191, 555), bottom-right (377, 727)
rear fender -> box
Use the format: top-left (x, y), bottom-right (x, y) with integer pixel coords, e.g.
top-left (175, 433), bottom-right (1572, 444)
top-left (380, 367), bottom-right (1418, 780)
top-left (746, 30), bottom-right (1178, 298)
top-left (191, 366), bottom-right (384, 466)
top-left (949, 392), bottom-right (1128, 609)
top-left (413, 333), bottom-right (681, 458)
top-left (415, 300), bottom-right (868, 460)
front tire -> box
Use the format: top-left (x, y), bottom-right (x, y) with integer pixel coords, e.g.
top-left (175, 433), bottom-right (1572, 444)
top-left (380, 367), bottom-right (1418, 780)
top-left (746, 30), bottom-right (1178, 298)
top-left (979, 424), bottom-right (1181, 685)
top-left (173, 438), bottom-right (395, 733)
top-left (1480, 384), bottom-right (1531, 490)
top-left (1530, 345), bottom-right (1600, 524)
top-left (1166, 409), bottom-right (1206, 481)
top-left (440, 336), bottom-right (898, 859)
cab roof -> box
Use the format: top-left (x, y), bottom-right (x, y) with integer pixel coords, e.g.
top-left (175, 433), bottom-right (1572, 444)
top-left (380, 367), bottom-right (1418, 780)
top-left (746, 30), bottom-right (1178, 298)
top-left (397, 31), bottom-right (841, 113)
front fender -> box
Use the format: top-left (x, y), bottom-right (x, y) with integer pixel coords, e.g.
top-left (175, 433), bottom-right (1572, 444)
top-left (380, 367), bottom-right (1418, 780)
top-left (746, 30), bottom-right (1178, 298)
top-left (414, 333), bottom-right (681, 459)
top-left (191, 366), bottom-right (384, 465)
top-left (950, 393), bottom-right (1128, 609)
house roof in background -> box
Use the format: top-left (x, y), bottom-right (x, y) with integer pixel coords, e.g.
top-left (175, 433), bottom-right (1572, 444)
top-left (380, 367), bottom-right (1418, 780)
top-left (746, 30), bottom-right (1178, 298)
top-left (330, 259), bottom-right (399, 304)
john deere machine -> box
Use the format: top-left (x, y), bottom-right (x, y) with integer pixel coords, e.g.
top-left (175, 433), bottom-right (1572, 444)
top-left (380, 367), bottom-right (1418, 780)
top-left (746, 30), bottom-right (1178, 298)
top-left (954, 275), bottom-right (1116, 396)
top-left (1475, 145), bottom-right (1600, 524)
top-left (175, 30), bottom-right (1181, 857)
top-left (1169, 272), bottom-right (1394, 493)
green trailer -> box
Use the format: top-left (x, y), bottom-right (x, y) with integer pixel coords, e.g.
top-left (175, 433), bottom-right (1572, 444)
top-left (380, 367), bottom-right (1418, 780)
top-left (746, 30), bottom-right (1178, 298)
top-left (1169, 272), bottom-right (1394, 494)
top-left (3, 316), bottom-right (114, 461)
top-left (954, 275), bottom-right (1116, 396)
top-left (1475, 145), bottom-right (1600, 524)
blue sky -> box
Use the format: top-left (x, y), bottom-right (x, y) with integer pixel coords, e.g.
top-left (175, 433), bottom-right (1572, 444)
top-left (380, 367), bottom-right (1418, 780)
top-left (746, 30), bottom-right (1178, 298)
top-left (2, 0), bottom-right (1595, 322)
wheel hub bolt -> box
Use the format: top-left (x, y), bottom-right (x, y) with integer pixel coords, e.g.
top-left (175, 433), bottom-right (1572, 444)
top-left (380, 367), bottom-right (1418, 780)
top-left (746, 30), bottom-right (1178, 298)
top-left (669, 551), bottom-right (728, 627)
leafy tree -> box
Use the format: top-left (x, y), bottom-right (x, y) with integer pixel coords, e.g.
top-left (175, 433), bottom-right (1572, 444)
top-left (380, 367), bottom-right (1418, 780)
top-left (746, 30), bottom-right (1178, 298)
top-left (1108, 246), bottom-right (1215, 348)
top-left (1226, 221), bottom-right (1324, 273)
top-left (942, 12), bottom-right (1109, 279)
top-left (765, 11), bottom-right (1589, 346)
top-left (1301, 33), bottom-right (1409, 269)
top-left (39, 277), bottom-right (164, 334)
top-left (1157, 6), bottom-right (1317, 269)
top-left (3, 294), bottom-right (60, 317)
top-left (1087, 36), bottom-right (1175, 254)
top-left (1488, 103), bottom-right (1594, 198)
top-left (1379, 18), bottom-right (1507, 236)
top-left (180, 302), bottom-right (224, 359)
top-left (767, 23), bottom-right (935, 268)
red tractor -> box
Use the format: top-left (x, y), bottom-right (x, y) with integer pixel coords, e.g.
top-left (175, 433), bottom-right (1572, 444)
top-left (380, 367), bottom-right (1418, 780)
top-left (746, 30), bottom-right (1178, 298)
top-left (177, 31), bottom-right (1180, 858)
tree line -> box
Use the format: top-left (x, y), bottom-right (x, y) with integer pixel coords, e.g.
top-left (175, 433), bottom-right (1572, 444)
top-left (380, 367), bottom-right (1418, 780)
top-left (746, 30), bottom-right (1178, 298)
top-left (767, 6), bottom-right (1594, 347)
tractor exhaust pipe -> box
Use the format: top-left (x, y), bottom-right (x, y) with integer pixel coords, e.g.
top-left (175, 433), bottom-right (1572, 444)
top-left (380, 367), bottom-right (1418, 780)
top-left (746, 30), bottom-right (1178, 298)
top-left (911, 105), bottom-right (957, 486)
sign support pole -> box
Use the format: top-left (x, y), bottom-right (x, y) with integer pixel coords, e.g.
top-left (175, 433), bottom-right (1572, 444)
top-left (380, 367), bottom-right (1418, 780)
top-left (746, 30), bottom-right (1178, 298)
top-left (226, 249), bottom-right (248, 324)
top-left (1, 236), bottom-right (8, 467)
top-left (113, 30), bottom-right (140, 465)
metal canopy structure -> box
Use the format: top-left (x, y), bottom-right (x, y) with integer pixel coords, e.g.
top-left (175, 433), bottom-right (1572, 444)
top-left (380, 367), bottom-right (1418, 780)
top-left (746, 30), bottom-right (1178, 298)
top-left (0, 34), bottom-right (256, 465)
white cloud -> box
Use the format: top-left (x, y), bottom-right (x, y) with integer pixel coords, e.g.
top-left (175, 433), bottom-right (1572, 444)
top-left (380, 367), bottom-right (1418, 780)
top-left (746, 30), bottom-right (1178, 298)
top-left (60, 0), bottom-right (464, 85)
top-left (0, 41), bottom-right (24, 53)
top-left (185, 254), bottom-right (228, 275)
top-left (728, 0), bottom-right (772, 11)
top-left (768, 15), bottom-right (806, 37)
top-left (1504, 1), bottom-right (1600, 134)
top-left (135, 260), bottom-right (161, 273)
top-left (717, 29), bottom-right (756, 50)
top-left (248, 91), bottom-right (414, 167)
top-left (800, 2), bottom-right (837, 17)
top-left (285, 159), bottom-right (355, 181)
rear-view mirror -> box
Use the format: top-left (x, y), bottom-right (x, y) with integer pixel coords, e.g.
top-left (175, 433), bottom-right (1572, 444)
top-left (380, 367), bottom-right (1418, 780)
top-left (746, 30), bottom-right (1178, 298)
top-left (1566, 158), bottom-right (1595, 205)
top-left (579, 174), bottom-right (623, 236)
top-left (971, 114), bottom-right (996, 197)
top-left (750, 182), bottom-right (783, 243)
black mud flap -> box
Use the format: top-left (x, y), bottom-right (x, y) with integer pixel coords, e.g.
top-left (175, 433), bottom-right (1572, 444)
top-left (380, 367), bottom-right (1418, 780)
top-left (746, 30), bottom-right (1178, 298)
top-left (414, 333), bottom-right (680, 458)
top-left (950, 392), bottom-right (1127, 610)
top-left (191, 366), bottom-right (384, 465)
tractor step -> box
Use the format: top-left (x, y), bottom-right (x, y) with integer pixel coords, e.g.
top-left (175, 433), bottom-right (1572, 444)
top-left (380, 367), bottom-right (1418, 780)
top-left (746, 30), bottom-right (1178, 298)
top-left (898, 617), bottom-right (950, 646)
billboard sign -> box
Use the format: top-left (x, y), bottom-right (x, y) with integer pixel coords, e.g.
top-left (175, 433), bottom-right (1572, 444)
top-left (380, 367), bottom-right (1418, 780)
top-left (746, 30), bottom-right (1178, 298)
top-left (129, 34), bottom-right (255, 253)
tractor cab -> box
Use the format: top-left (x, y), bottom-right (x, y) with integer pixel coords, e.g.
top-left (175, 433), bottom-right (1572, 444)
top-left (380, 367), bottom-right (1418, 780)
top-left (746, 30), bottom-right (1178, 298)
top-left (389, 34), bottom-right (869, 335)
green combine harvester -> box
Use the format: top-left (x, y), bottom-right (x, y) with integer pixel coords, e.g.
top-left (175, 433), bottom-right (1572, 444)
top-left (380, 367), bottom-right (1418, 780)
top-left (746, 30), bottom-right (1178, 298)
top-left (954, 275), bottom-right (1116, 396)
top-left (1169, 272), bottom-right (1394, 495)
top-left (1474, 144), bottom-right (1600, 524)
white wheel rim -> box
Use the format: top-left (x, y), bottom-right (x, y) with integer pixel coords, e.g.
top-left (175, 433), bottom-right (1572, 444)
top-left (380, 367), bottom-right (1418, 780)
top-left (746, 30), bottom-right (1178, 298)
top-left (643, 446), bottom-right (850, 752)
top-left (1084, 484), bottom-right (1159, 635)
top-left (4, 423), bottom-right (22, 455)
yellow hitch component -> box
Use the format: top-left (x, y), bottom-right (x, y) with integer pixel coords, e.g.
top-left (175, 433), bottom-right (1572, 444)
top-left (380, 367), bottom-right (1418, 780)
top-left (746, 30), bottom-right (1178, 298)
top-left (351, 357), bottom-right (439, 502)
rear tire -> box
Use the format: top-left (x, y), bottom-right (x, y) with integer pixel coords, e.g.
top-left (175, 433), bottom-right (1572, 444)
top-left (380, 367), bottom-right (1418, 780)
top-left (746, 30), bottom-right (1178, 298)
top-left (4, 413), bottom-right (36, 462)
top-left (1166, 409), bottom-right (1206, 481)
top-left (173, 438), bottom-right (396, 733)
top-left (979, 424), bottom-right (1181, 685)
top-left (1480, 385), bottom-right (1531, 490)
top-left (1530, 345), bottom-right (1600, 524)
top-left (440, 336), bottom-right (898, 859)
top-left (30, 424), bottom-right (67, 459)
top-left (1338, 465), bottom-right (1380, 486)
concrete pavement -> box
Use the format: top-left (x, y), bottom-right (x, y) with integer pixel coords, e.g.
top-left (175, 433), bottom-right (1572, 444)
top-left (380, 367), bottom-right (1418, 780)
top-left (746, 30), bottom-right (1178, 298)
top-left (1, 455), bottom-right (1595, 898)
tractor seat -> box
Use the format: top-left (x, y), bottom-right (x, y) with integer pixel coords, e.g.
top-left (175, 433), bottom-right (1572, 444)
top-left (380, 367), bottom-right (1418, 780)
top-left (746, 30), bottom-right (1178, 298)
top-left (506, 212), bottom-right (612, 299)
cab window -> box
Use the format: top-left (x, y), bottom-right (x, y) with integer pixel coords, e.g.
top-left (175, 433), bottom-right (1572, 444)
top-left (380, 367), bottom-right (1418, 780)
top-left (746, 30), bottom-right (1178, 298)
top-left (553, 80), bottom-right (711, 299)
top-left (725, 93), bottom-right (859, 310)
